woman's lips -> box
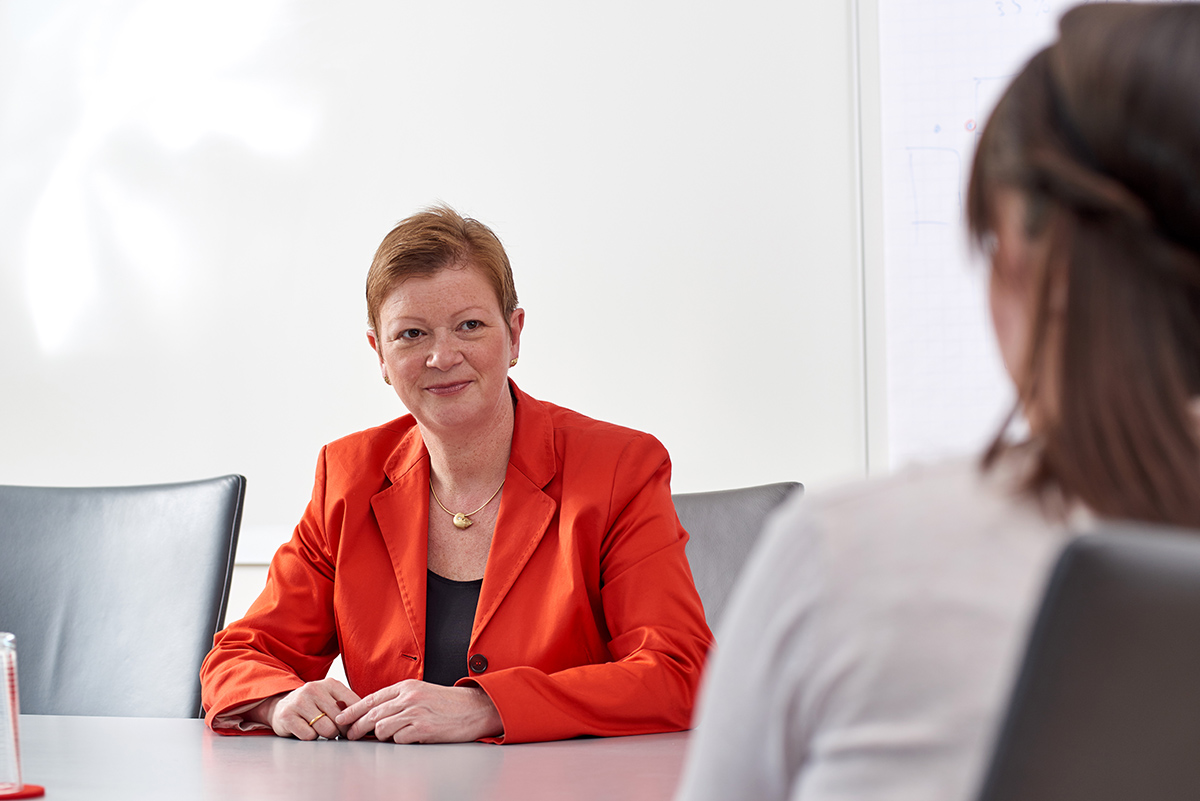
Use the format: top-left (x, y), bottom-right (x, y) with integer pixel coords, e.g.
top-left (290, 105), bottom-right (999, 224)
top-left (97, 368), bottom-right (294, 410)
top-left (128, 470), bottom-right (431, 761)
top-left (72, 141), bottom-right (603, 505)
top-left (425, 380), bottom-right (471, 396)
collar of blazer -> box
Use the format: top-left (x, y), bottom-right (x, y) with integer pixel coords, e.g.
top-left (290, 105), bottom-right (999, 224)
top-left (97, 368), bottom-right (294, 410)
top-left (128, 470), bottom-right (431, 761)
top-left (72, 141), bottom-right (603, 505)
top-left (370, 379), bottom-right (559, 649)
top-left (377, 379), bottom-right (556, 489)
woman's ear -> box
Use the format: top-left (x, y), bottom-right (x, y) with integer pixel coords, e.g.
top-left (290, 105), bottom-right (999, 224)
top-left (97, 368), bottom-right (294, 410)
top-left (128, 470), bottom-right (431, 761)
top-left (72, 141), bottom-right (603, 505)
top-left (366, 330), bottom-right (388, 383)
top-left (508, 308), bottom-right (525, 361)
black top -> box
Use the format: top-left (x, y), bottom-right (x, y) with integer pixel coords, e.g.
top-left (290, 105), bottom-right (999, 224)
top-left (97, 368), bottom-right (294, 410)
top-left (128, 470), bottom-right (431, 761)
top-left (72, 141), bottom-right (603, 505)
top-left (423, 570), bottom-right (483, 687)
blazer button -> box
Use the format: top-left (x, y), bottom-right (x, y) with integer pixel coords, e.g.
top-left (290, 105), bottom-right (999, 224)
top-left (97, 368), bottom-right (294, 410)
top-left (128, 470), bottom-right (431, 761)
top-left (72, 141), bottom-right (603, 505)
top-left (469, 654), bottom-right (488, 673)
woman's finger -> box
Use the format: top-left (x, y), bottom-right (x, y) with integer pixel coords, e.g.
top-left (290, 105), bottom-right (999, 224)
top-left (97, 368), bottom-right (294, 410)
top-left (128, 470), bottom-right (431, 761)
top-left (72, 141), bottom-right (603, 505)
top-left (343, 704), bottom-right (384, 741)
top-left (339, 684), bottom-right (405, 739)
top-left (302, 682), bottom-right (361, 739)
top-left (374, 710), bottom-right (418, 743)
top-left (286, 708), bottom-right (320, 741)
top-left (336, 688), bottom-right (378, 725)
top-left (326, 678), bottom-right (364, 709)
top-left (272, 683), bottom-right (342, 740)
top-left (325, 681), bottom-right (363, 735)
top-left (307, 707), bottom-right (339, 740)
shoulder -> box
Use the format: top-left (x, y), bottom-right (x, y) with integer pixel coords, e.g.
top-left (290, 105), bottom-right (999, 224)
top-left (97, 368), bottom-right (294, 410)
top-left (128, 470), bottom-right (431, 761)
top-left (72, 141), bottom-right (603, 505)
top-left (543, 397), bottom-right (665, 454)
top-left (779, 456), bottom-right (1043, 549)
top-left (740, 455), bottom-right (1067, 602)
top-left (318, 414), bottom-right (420, 478)
top-left (810, 457), bottom-right (997, 513)
top-left (757, 459), bottom-right (983, 547)
top-left (509, 387), bottom-right (673, 507)
top-left (514, 387), bottom-right (669, 467)
top-left (742, 455), bottom-right (1069, 634)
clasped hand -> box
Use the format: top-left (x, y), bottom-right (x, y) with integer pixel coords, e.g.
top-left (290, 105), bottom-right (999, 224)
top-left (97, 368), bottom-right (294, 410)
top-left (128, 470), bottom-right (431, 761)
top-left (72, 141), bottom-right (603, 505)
top-left (259, 678), bottom-right (502, 743)
top-left (338, 680), bottom-right (503, 743)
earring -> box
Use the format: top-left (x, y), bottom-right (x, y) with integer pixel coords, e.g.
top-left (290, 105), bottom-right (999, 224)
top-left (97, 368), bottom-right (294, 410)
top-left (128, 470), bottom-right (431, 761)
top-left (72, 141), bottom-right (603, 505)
top-left (383, 373), bottom-right (392, 385)
top-left (509, 358), bottom-right (519, 368)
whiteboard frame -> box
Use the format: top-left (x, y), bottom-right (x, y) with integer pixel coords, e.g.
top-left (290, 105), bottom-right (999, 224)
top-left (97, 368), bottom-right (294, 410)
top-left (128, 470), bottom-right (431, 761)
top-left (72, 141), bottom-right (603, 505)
top-left (855, 0), bottom-right (889, 475)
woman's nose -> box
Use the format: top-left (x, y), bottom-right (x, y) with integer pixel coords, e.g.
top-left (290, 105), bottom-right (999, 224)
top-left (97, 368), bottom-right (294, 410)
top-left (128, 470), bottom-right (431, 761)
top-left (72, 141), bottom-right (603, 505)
top-left (425, 333), bottom-right (463, 370)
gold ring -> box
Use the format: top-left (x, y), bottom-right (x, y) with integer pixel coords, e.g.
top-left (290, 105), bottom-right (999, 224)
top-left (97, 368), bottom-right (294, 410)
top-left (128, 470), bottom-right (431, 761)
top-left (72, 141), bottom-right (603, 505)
top-left (308, 712), bottom-right (327, 727)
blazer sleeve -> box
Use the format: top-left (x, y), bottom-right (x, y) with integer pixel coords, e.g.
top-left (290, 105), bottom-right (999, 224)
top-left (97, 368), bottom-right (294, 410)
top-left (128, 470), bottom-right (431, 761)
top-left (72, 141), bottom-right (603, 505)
top-left (200, 446), bottom-right (341, 732)
top-left (465, 434), bottom-right (714, 743)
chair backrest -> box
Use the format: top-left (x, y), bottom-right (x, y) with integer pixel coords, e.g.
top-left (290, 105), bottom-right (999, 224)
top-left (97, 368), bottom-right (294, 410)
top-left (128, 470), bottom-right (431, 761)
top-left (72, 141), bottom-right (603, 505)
top-left (0, 475), bottom-right (245, 718)
top-left (976, 522), bottom-right (1200, 801)
top-left (674, 482), bottom-right (802, 631)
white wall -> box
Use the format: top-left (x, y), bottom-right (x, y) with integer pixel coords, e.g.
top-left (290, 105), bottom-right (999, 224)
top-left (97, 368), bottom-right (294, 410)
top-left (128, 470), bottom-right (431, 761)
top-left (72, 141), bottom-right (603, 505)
top-left (1, 1), bottom-right (866, 589)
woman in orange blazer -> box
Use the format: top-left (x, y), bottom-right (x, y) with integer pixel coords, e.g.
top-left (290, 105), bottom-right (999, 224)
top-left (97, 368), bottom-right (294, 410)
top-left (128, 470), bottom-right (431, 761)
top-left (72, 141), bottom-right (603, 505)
top-left (200, 206), bottom-right (713, 744)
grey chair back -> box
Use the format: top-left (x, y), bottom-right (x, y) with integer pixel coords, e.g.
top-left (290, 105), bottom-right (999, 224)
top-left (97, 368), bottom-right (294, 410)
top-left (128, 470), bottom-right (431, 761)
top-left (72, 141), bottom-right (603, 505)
top-left (976, 522), bottom-right (1200, 801)
top-left (674, 482), bottom-right (802, 631)
top-left (0, 475), bottom-right (245, 718)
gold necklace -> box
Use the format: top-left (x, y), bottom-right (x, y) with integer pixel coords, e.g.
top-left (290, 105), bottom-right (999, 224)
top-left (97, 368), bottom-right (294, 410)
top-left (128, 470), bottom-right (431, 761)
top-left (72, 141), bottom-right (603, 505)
top-left (430, 479), bottom-right (505, 530)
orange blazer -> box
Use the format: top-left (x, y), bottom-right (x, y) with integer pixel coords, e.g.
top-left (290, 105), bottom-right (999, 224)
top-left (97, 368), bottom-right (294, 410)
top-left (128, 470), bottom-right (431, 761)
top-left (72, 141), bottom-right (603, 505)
top-left (201, 382), bottom-right (713, 743)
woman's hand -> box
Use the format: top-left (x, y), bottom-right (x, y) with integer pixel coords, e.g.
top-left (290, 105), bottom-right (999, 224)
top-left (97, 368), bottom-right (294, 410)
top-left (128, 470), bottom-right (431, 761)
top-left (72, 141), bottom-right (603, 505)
top-left (336, 680), bottom-right (503, 743)
top-left (246, 678), bottom-right (363, 740)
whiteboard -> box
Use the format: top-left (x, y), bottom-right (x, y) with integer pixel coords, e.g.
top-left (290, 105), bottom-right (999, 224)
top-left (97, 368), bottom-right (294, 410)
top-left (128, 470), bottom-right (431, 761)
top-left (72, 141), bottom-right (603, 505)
top-left (870, 0), bottom-right (1190, 470)
top-left (868, 0), bottom-right (1195, 470)
top-left (874, 0), bottom-right (1065, 469)
top-left (8, 0), bottom-right (1167, 563)
top-left (0, 0), bottom-right (866, 563)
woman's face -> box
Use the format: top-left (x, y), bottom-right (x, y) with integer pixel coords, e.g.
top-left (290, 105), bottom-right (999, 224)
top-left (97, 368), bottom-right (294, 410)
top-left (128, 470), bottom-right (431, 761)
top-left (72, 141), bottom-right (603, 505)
top-left (987, 187), bottom-right (1035, 390)
top-left (367, 263), bottom-right (523, 438)
top-left (987, 186), bottom-right (1061, 427)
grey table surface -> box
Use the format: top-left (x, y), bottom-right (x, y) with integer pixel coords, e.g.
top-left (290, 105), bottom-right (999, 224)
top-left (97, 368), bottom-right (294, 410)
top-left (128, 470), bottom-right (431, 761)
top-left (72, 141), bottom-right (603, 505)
top-left (18, 715), bottom-right (690, 800)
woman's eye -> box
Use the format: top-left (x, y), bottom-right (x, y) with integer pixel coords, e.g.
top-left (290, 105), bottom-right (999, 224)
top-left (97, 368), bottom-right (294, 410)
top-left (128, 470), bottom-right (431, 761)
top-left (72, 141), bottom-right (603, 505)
top-left (460, 320), bottom-right (482, 332)
top-left (399, 329), bottom-right (423, 341)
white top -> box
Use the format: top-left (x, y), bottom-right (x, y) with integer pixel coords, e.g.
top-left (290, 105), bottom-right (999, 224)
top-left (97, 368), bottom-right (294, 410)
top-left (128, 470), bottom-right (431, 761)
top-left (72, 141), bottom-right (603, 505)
top-left (675, 457), bottom-right (1078, 801)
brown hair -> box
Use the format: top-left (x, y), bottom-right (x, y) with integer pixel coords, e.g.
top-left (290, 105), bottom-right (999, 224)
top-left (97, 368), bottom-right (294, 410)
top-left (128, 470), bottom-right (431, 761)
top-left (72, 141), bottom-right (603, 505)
top-left (968, 3), bottom-right (1200, 527)
top-left (365, 205), bottom-right (519, 336)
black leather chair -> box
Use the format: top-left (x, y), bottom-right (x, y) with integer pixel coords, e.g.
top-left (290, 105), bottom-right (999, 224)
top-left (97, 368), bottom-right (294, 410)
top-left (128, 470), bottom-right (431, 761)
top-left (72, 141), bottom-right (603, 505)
top-left (674, 482), bottom-right (802, 631)
top-left (0, 475), bottom-right (245, 718)
top-left (976, 522), bottom-right (1200, 801)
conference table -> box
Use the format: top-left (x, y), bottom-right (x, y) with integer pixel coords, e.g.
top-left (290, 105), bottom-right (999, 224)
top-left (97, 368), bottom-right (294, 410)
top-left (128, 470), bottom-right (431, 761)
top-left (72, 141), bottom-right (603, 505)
top-left (17, 715), bottom-right (691, 800)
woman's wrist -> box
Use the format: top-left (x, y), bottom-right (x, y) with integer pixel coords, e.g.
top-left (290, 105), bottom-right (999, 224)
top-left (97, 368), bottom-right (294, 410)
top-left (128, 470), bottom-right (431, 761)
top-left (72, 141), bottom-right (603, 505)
top-left (243, 693), bottom-right (285, 727)
top-left (466, 686), bottom-right (504, 739)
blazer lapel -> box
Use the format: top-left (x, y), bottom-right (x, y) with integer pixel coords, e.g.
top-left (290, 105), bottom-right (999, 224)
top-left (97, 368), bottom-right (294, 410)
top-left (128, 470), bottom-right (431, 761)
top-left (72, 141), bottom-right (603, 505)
top-left (473, 382), bottom-right (558, 638)
top-left (370, 430), bottom-right (432, 660)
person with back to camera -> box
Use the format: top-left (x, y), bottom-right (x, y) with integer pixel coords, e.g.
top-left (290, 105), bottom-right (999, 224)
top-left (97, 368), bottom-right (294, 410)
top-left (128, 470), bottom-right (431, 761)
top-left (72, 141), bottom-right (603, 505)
top-left (675, 3), bottom-right (1200, 800)
top-left (200, 205), bottom-right (713, 743)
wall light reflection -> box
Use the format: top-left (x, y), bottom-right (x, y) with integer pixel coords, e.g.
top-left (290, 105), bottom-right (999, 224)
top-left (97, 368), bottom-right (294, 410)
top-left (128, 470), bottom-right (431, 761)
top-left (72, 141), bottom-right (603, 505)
top-left (23, 0), bottom-right (318, 352)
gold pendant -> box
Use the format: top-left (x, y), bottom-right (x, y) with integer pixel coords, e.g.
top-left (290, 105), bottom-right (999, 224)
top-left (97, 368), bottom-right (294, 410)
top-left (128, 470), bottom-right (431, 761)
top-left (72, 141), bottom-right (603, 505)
top-left (453, 513), bottom-right (473, 530)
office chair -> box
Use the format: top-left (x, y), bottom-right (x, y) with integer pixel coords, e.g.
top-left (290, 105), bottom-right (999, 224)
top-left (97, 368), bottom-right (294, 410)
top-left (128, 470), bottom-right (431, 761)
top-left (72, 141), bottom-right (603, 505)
top-left (976, 522), bottom-right (1200, 801)
top-left (0, 474), bottom-right (245, 718)
top-left (674, 482), bottom-right (802, 630)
